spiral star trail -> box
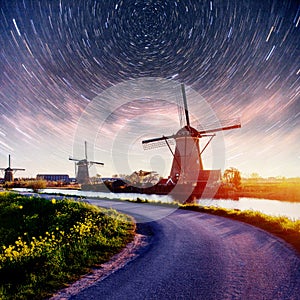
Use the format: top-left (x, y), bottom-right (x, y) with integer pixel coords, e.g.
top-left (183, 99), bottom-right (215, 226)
top-left (0, 0), bottom-right (299, 178)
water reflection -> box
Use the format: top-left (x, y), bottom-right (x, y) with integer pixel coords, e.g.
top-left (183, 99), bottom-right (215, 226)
top-left (13, 188), bottom-right (300, 220)
top-left (197, 198), bottom-right (300, 220)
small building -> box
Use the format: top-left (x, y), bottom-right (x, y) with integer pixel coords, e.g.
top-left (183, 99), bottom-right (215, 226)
top-left (36, 174), bottom-right (70, 183)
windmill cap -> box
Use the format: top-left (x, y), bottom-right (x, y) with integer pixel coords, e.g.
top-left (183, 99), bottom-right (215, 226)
top-left (175, 125), bottom-right (199, 138)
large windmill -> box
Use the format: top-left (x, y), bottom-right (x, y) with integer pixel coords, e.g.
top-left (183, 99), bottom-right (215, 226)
top-left (69, 141), bottom-right (104, 184)
top-left (0, 155), bottom-right (25, 182)
top-left (142, 84), bottom-right (241, 198)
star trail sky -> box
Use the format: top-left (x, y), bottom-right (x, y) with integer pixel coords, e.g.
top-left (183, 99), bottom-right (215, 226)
top-left (0, 0), bottom-right (299, 178)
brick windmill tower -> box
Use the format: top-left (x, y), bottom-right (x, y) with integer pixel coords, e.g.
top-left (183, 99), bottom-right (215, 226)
top-left (0, 155), bottom-right (25, 182)
top-left (69, 141), bottom-right (104, 184)
top-left (142, 84), bottom-right (241, 201)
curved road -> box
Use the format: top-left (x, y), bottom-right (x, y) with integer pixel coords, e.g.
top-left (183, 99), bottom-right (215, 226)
top-left (53, 198), bottom-right (300, 300)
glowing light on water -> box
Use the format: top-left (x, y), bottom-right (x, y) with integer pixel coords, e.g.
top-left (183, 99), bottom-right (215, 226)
top-left (14, 188), bottom-right (300, 220)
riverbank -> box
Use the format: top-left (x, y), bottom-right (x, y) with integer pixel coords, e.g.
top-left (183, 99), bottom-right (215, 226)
top-left (180, 204), bottom-right (300, 255)
top-left (237, 181), bottom-right (300, 202)
top-left (2, 191), bottom-right (300, 298)
top-left (124, 197), bottom-right (300, 255)
top-left (3, 178), bottom-right (300, 203)
top-left (66, 180), bottom-right (300, 202)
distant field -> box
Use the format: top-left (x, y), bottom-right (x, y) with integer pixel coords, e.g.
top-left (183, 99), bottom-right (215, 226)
top-left (238, 181), bottom-right (300, 202)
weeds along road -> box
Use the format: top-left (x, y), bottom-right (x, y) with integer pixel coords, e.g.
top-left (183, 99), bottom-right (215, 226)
top-left (55, 198), bottom-right (300, 300)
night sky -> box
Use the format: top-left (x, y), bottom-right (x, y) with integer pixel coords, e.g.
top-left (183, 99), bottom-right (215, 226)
top-left (0, 0), bottom-right (299, 179)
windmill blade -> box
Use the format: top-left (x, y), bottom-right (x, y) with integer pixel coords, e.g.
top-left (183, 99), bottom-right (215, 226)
top-left (12, 168), bottom-right (25, 171)
top-left (142, 136), bottom-right (167, 145)
top-left (89, 161), bottom-right (104, 165)
top-left (142, 135), bottom-right (175, 150)
top-left (177, 100), bottom-right (185, 128)
top-left (198, 118), bottom-right (241, 135)
top-left (84, 141), bottom-right (88, 160)
top-left (177, 102), bottom-right (184, 128)
top-left (143, 139), bottom-right (175, 150)
top-left (181, 84), bottom-right (190, 127)
top-left (69, 157), bottom-right (81, 162)
top-left (176, 88), bottom-right (184, 128)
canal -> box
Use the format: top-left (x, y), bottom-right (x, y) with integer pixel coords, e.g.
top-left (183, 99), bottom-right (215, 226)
top-left (33, 188), bottom-right (300, 220)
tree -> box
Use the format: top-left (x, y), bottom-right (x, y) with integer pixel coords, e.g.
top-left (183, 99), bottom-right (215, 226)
top-left (125, 170), bottom-right (159, 187)
top-left (223, 167), bottom-right (241, 190)
top-left (25, 180), bottom-right (47, 192)
top-left (248, 172), bottom-right (261, 183)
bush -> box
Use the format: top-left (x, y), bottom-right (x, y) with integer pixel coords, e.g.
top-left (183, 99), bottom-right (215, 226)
top-left (0, 192), bottom-right (135, 299)
top-left (25, 180), bottom-right (47, 192)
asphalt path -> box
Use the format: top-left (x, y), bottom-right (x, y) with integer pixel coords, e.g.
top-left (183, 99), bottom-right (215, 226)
top-left (53, 198), bottom-right (300, 300)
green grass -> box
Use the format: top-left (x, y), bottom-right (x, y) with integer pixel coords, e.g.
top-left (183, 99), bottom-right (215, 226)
top-left (42, 192), bottom-right (300, 255)
top-left (45, 193), bottom-right (300, 256)
top-left (4, 190), bottom-right (298, 299)
top-left (0, 192), bottom-right (135, 299)
top-left (238, 181), bottom-right (300, 202)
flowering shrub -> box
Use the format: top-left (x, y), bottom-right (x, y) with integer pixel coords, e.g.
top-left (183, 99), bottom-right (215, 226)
top-left (0, 192), bottom-right (135, 299)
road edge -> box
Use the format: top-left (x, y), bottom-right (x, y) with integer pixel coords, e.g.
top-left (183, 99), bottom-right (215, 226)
top-left (50, 225), bottom-right (152, 299)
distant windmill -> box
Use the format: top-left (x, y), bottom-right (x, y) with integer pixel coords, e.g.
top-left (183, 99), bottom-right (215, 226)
top-left (69, 141), bottom-right (104, 184)
top-left (0, 155), bottom-right (25, 182)
top-left (142, 83), bottom-right (241, 185)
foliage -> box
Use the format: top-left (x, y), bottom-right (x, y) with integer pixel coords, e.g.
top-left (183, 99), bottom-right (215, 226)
top-left (0, 192), bottom-right (135, 299)
top-left (124, 170), bottom-right (160, 187)
top-left (3, 180), bottom-right (47, 192)
top-left (2, 181), bottom-right (15, 189)
top-left (24, 180), bottom-right (47, 192)
top-left (249, 172), bottom-right (261, 180)
top-left (223, 167), bottom-right (242, 190)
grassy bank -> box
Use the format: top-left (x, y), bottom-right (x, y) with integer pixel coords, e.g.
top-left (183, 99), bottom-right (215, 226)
top-left (238, 181), bottom-right (300, 202)
top-left (124, 197), bottom-right (300, 254)
top-left (2, 191), bottom-right (298, 299)
top-left (180, 204), bottom-right (300, 253)
top-left (0, 192), bottom-right (135, 299)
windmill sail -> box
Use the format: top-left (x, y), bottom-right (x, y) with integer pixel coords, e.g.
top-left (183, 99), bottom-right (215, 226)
top-left (141, 83), bottom-right (241, 202)
top-left (181, 84), bottom-right (190, 127)
top-left (89, 161), bottom-right (104, 165)
top-left (0, 155), bottom-right (25, 182)
top-left (142, 136), bottom-right (175, 150)
top-left (69, 141), bottom-right (104, 184)
top-left (198, 118), bottom-right (241, 135)
top-left (177, 101), bottom-right (184, 128)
